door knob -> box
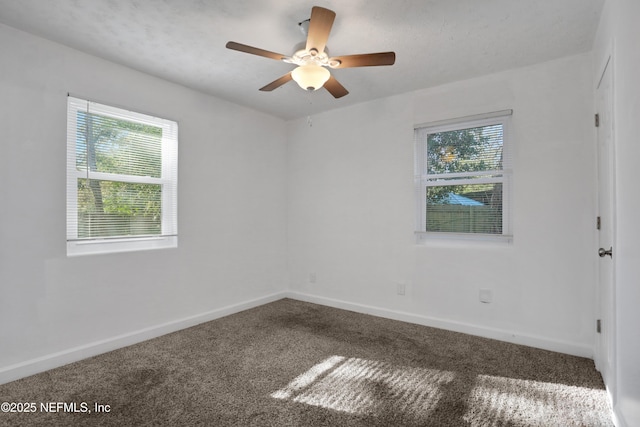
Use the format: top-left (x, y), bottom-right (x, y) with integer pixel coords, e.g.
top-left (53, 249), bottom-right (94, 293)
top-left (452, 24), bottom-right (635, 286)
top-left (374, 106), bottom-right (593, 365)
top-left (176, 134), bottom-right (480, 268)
top-left (598, 247), bottom-right (613, 258)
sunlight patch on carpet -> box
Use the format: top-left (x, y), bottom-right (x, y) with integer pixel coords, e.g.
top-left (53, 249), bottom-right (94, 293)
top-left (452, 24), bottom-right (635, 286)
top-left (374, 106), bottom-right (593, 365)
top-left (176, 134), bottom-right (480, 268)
top-left (271, 355), bottom-right (455, 418)
top-left (463, 374), bottom-right (612, 426)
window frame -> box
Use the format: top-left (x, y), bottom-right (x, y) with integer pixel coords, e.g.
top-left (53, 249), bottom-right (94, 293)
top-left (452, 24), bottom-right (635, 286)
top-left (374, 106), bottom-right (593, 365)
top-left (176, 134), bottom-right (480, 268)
top-left (414, 110), bottom-right (513, 243)
top-left (66, 96), bottom-right (178, 256)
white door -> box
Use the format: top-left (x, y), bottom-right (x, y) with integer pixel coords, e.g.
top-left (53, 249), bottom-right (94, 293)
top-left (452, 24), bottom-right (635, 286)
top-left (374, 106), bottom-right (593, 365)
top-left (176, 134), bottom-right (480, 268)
top-left (595, 55), bottom-right (615, 393)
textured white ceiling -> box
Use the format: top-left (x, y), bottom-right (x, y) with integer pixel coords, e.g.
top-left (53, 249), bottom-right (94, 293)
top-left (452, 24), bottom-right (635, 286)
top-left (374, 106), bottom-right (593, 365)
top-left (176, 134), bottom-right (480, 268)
top-left (0, 0), bottom-right (603, 120)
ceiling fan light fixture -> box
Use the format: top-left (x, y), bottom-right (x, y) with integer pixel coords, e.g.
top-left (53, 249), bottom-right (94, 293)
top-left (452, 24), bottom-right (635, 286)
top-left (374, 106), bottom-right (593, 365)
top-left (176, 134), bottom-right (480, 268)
top-left (226, 6), bottom-right (395, 98)
top-left (291, 64), bottom-right (330, 91)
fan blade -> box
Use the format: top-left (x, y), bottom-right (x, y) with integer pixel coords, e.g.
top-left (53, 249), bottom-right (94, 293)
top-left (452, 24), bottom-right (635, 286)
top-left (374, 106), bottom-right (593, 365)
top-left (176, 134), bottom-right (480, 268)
top-left (323, 75), bottom-right (349, 98)
top-left (306, 6), bottom-right (336, 54)
top-left (226, 41), bottom-right (287, 61)
top-left (259, 73), bottom-right (293, 91)
top-left (329, 52), bottom-right (396, 68)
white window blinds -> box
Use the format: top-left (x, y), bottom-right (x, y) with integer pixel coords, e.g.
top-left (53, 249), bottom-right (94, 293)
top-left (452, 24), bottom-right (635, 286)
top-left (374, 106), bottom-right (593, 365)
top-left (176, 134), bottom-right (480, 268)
top-left (415, 110), bottom-right (512, 239)
top-left (66, 97), bottom-right (178, 255)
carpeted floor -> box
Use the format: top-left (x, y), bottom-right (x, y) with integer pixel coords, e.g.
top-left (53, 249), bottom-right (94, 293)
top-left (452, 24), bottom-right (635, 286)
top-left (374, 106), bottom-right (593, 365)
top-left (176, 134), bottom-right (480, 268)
top-left (0, 298), bottom-right (612, 426)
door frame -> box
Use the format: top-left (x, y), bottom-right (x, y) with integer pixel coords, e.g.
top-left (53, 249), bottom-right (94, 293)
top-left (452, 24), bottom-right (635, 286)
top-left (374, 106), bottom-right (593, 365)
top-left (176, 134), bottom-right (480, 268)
top-left (594, 48), bottom-right (616, 403)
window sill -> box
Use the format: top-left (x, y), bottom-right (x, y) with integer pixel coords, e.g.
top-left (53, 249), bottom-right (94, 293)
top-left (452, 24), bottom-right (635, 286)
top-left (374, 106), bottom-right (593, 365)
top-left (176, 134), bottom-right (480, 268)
top-left (67, 236), bottom-right (178, 257)
top-left (415, 231), bottom-right (513, 246)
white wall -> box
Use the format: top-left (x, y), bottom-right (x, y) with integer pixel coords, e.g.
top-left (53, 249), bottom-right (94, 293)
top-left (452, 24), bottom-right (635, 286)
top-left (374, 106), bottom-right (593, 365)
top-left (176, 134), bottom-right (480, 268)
top-left (287, 53), bottom-right (597, 358)
top-left (593, 1), bottom-right (640, 426)
top-left (0, 24), bottom-right (288, 380)
top-left (0, 12), bottom-right (612, 395)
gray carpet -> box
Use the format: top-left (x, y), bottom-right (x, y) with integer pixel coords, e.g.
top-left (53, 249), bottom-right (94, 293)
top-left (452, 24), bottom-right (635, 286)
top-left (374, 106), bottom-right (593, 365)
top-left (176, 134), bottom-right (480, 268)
top-left (0, 298), bottom-right (612, 426)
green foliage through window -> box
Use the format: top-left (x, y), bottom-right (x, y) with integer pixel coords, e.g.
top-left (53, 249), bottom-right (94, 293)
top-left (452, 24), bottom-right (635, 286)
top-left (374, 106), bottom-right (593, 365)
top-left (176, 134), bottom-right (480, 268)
top-left (76, 112), bottom-right (162, 177)
top-left (416, 116), bottom-right (509, 236)
top-left (75, 112), bottom-right (163, 239)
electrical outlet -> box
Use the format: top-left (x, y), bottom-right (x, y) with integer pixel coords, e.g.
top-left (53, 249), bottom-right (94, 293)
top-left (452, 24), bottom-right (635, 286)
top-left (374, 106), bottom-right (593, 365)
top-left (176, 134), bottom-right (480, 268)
top-left (397, 283), bottom-right (406, 296)
top-left (309, 272), bottom-right (316, 284)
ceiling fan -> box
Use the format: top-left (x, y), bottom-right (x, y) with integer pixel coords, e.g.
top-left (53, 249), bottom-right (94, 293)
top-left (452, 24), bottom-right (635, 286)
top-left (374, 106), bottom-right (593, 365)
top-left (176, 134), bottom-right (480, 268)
top-left (226, 6), bottom-right (396, 98)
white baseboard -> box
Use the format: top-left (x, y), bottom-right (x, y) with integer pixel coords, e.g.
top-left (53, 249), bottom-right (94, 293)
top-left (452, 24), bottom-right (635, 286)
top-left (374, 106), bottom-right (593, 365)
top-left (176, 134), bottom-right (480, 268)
top-left (613, 399), bottom-right (636, 427)
top-left (0, 291), bottom-right (287, 385)
top-left (1, 290), bottom-right (594, 386)
top-left (613, 404), bottom-right (626, 427)
top-left (285, 291), bottom-right (594, 359)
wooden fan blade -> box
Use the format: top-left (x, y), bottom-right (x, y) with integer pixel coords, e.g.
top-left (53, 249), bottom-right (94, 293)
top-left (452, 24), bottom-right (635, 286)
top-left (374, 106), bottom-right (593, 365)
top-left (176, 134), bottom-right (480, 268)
top-left (259, 73), bottom-right (293, 91)
top-left (226, 41), bottom-right (287, 61)
top-left (306, 6), bottom-right (336, 54)
top-left (323, 75), bottom-right (349, 98)
top-left (329, 52), bottom-right (396, 68)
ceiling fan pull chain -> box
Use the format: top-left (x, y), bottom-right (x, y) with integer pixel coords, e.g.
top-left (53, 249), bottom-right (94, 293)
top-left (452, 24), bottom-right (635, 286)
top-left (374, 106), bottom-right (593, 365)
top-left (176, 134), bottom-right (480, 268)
top-left (305, 90), bottom-right (314, 127)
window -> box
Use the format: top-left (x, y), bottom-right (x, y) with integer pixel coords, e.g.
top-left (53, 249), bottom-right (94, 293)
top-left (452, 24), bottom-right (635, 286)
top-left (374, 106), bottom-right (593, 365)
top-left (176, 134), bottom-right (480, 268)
top-left (66, 97), bottom-right (178, 256)
top-left (414, 110), bottom-right (512, 241)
